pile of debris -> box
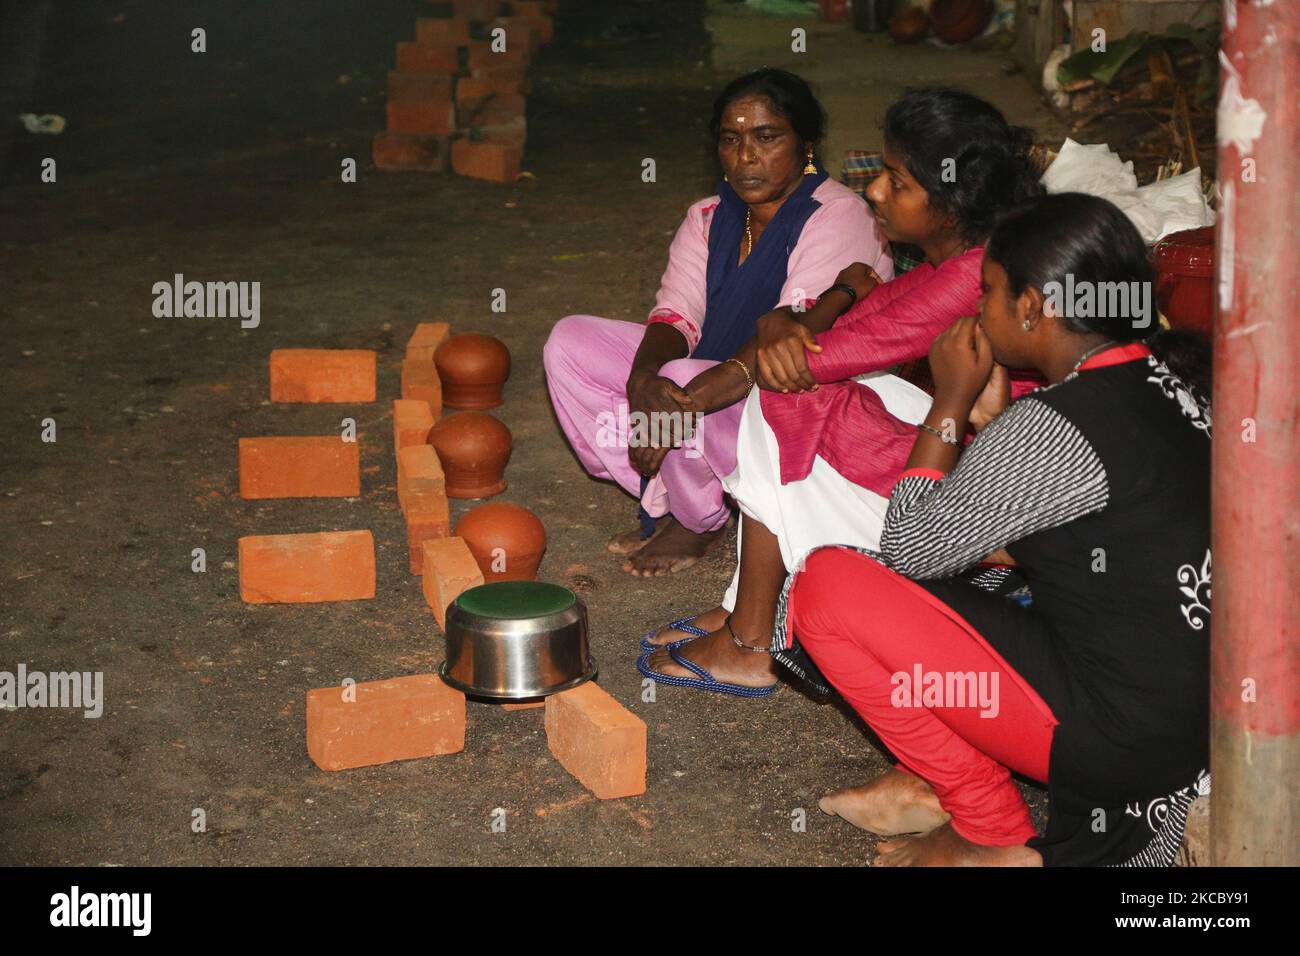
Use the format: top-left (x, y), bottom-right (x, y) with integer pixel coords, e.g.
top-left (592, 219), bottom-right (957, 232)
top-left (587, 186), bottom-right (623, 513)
top-left (1041, 23), bottom-right (1218, 187)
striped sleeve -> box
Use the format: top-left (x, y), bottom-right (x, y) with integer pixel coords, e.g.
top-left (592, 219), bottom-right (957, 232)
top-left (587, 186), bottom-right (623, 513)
top-left (879, 398), bottom-right (1109, 579)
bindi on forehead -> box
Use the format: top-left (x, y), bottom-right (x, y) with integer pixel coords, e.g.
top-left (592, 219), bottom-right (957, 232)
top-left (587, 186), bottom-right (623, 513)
top-left (722, 113), bottom-right (788, 135)
top-left (725, 95), bottom-right (780, 124)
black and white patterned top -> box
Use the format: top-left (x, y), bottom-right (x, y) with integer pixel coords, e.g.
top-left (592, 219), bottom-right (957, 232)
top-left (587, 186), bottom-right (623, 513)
top-left (775, 347), bottom-right (1212, 866)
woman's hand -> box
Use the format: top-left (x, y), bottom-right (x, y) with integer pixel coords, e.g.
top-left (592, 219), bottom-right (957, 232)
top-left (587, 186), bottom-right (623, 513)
top-left (625, 368), bottom-right (694, 477)
top-left (834, 262), bottom-right (882, 301)
top-left (969, 362), bottom-right (1011, 432)
top-left (928, 316), bottom-right (995, 414)
top-left (755, 311), bottom-right (820, 393)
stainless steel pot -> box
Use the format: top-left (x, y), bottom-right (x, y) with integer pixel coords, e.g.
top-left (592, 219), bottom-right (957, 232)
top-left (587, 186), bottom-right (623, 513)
top-left (438, 581), bottom-right (596, 699)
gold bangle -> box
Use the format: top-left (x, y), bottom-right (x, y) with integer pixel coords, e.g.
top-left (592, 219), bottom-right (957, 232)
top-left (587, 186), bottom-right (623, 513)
top-left (726, 357), bottom-right (753, 393)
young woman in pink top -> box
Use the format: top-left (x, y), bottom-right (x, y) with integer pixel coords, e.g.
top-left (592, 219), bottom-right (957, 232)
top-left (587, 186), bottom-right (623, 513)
top-left (640, 89), bottom-right (1043, 696)
top-left (544, 69), bottom-right (892, 577)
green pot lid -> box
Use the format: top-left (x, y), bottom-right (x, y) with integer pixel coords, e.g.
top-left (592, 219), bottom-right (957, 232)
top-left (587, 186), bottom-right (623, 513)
top-left (456, 581), bottom-right (576, 619)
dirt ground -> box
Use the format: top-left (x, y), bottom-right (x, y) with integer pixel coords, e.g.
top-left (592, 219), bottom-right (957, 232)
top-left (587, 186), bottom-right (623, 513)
top-left (0, 0), bottom-right (1064, 866)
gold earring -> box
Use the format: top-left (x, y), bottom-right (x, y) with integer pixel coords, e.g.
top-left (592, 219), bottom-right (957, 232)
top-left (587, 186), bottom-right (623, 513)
top-left (723, 174), bottom-right (728, 182)
top-left (803, 147), bottom-right (816, 175)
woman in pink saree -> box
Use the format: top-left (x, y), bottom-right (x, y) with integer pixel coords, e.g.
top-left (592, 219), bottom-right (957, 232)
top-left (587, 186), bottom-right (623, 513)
top-left (544, 69), bottom-right (891, 576)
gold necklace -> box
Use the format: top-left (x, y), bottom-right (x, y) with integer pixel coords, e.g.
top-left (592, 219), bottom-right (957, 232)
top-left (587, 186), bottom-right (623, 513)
top-left (744, 209), bottom-right (753, 259)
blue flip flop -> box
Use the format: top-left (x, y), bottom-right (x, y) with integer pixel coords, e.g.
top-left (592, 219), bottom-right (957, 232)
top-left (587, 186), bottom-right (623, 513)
top-left (636, 643), bottom-right (778, 698)
top-left (639, 616), bottom-right (710, 653)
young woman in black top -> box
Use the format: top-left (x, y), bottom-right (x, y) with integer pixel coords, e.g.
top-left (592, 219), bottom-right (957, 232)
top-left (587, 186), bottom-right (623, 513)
top-left (783, 193), bottom-right (1211, 866)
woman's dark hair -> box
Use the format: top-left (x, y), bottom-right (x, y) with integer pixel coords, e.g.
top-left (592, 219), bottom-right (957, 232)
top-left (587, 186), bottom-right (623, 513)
top-left (986, 192), bottom-right (1211, 394)
top-left (884, 87), bottom-right (1041, 245)
top-left (710, 69), bottom-right (826, 149)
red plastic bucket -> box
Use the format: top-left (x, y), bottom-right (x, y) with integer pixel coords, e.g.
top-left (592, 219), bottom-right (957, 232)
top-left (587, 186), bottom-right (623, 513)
top-left (1153, 225), bottom-right (1216, 335)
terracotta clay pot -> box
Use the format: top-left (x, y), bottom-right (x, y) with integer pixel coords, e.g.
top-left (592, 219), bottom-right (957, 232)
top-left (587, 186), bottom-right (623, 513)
top-left (889, 5), bottom-right (929, 43)
top-left (929, 0), bottom-right (992, 45)
top-left (426, 411), bottom-right (512, 499)
top-left (455, 502), bottom-right (547, 583)
top-left (435, 333), bottom-right (511, 410)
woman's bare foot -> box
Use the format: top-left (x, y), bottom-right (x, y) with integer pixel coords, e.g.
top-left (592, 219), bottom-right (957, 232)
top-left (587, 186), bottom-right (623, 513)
top-left (819, 769), bottom-right (951, 837)
top-left (645, 605), bottom-right (729, 647)
top-left (606, 517), bottom-right (666, 556)
top-left (875, 822), bottom-right (1043, 867)
top-left (643, 619), bottom-right (778, 689)
top-left (623, 519), bottom-right (724, 576)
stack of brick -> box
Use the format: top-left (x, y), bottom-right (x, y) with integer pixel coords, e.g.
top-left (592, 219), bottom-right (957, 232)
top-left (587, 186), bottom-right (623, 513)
top-left (374, 0), bottom-right (557, 182)
top-left (374, 17), bottom-right (466, 172)
top-left (396, 323), bottom-right (455, 575)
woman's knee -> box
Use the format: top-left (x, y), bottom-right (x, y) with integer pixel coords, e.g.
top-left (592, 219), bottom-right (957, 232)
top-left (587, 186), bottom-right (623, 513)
top-left (543, 314), bottom-right (598, 376)
top-left (657, 357), bottom-right (704, 388)
top-left (792, 548), bottom-right (893, 647)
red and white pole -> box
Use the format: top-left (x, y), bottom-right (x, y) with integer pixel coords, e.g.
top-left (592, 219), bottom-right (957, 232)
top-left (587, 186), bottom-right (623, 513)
top-left (1211, 0), bottom-right (1300, 866)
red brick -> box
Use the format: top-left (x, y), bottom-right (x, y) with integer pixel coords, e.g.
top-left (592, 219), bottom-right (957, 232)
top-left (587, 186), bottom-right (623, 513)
top-left (545, 682), bottom-right (647, 799)
top-left (396, 41), bottom-right (459, 74)
top-left (307, 673), bottom-right (465, 771)
top-left (387, 71), bottom-right (453, 103)
top-left (451, 140), bottom-right (522, 183)
top-left (454, 0), bottom-right (503, 22)
top-left (421, 536), bottom-right (484, 629)
top-left (401, 357), bottom-right (443, 415)
top-left (239, 530), bottom-right (375, 605)
top-left (387, 97), bottom-right (456, 136)
top-left (398, 444), bottom-right (446, 513)
top-left (269, 349), bottom-right (376, 403)
top-left (397, 442), bottom-right (447, 484)
top-left (393, 399), bottom-right (435, 451)
top-left (416, 17), bottom-right (472, 46)
top-left (466, 39), bottom-right (529, 69)
top-left (397, 443), bottom-right (444, 481)
top-left (406, 321), bottom-right (452, 362)
top-left (406, 489), bottom-right (451, 574)
top-left (502, 700), bottom-right (545, 710)
top-left (239, 436), bottom-right (360, 500)
top-left (372, 132), bottom-right (448, 172)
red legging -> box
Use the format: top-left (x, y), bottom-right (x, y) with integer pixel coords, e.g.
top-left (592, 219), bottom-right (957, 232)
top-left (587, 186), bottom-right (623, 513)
top-left (789, 547), bottom-right (1058, 846)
